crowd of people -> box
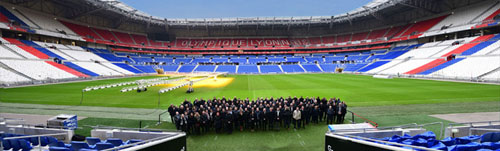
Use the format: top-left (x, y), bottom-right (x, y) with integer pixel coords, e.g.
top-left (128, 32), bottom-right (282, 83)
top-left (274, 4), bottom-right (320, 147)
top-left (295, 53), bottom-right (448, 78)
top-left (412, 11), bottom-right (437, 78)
top-left (167, 96), bottom-right (348, 135)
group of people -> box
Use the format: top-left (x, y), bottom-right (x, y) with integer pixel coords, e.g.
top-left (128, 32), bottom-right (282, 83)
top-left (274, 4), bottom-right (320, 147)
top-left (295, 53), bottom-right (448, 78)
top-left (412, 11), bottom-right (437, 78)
top-left (167, 96), bottom-right (348, 135)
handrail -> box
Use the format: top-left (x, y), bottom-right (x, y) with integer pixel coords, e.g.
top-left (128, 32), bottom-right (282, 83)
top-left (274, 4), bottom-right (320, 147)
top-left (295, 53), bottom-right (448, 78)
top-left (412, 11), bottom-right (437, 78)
top-left (347, 110), bottom-right (378, 127)
top-left (448, 120), bottom-right (500, 128)
top-left (468, 128), bottom-right (500, 136)
top-left (91, 125), bottom-right (181, 133)
top-left (158, 110), bottom-right (169, 124)
top-left (2, 132), bottom-right (68, 140)
top-left (101, 134), bottom-right (181, 151)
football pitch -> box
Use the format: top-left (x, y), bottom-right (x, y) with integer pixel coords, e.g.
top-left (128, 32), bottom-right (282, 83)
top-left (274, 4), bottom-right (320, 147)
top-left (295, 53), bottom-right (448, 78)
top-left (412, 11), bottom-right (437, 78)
top-left (0, 74), bottom-right (499, 151)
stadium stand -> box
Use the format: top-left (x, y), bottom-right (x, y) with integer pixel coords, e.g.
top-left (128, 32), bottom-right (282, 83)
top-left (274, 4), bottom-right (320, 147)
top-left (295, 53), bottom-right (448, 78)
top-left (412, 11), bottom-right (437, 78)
top-left (281, 64), bottom-right (305, 73)
top-left (215, 65), bottom-right (237, 73)
top-left (0, 59), bottom-right (78, 80)
top-left (238, 65), bottom-right (259, 74)
top-left (260, 65), bottom-right (282, 73)
top-left (0, 0), bottom-right (499, 86)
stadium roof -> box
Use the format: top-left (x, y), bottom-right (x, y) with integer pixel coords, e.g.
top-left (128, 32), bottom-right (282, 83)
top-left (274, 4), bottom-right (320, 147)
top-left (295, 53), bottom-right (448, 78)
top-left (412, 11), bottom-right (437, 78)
top-left (90, 0), bottom-right (402, 26)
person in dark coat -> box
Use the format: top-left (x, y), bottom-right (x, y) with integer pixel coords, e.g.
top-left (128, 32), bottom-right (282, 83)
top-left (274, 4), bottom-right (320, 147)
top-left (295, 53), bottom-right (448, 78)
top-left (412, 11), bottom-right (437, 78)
top-left (179, 113), bottom-right (188, 133)
top-left (326, 105), bottom-right (334, 124)
top-left (238, 109), bottom-right (244, 131)
top-left (312, 106), bottom-right (319, 124)
top-left (304, 104), bottom-right (311, 125)
top-left (283, 107), bottom-right (292, 130)
top-left (318, 102), bottom-right (324, 122)
top-left (168, 104), bottom-right (176, 123)
top-left (214, 112), bottom-right (223, 133)
top-left (200, 111), bottom-right (209, 134)
top-left (261, 109), bottom-right (268, 131)
top-left (225, 110), bottom-right (233, 134)
top-left (336, 102), bottom-right (343, 124)
top-left (174, 112), bottom-right (181, 130)
top-left (250, 109), bottom-right (256, 132)
top-left (340, 102), bottom-right (347, 124)
top-left (187, 112), bottom-right (196, 135)
top-left (267, 108), bottom-right (276, 130)
top-left (243, 108), bottom-right (250, 129)
top-left (300, 106), bottom-right (306, 129)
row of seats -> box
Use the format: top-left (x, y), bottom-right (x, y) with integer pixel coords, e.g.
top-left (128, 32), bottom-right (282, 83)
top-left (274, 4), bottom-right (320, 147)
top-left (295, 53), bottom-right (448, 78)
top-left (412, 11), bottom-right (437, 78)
top-left (1, 133), bottom-right (60, 151)
top-left (365, 131), bottom-right (500, 151)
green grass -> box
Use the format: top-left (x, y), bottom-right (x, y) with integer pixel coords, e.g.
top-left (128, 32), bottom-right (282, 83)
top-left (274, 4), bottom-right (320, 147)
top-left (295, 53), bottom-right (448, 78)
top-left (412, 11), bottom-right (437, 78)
top-left (1, 74), bottom-right (499, 108)
top-left (1, 73), bottom-right (499, 151)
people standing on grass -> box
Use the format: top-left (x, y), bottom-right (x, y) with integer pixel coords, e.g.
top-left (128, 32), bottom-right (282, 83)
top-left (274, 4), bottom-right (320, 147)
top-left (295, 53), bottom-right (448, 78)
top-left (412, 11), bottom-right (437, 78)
top-left (171, 96), bottom-right (347, 135)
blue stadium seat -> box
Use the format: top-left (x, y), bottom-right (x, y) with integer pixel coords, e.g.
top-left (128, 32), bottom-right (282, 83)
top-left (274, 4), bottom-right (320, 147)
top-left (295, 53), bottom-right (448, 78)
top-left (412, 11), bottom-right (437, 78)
top-left (215, 65), bottom-right (236, 73)
top-left (29, 137), bottom-right (39, 146)
top-left (70, 141), bottom-right (95, 150)
top-left (301, 64), bottom-right (322, 72)
top-left (178, 65), bottom-right (196, 73)
top-left (481, 132), bottom-right (500, 143)
top-left (260, 65), bottom-right (282, 73)
top-left (2, 139), bottom-right (12, 150)
top-left (9, 139), bottom-right (22, 151)
top-left (281, 65), bottom-right (304, 73)
top-left (105, 138), bottom-right (124, 147)
top-left (481, 142), bottom-right (500, 150)
top-left (19, 139), bottom-right (33, 151)
top-left (238, 65), bottom-right (259, 74)
top-left (86, 137), bottom-right (102, 145)
top-left (195, 65), bottom-right (216, 72)
top-left (40, 136), bottom-right (49, 146)
top-left (95, 142), bottom-right (115, 150)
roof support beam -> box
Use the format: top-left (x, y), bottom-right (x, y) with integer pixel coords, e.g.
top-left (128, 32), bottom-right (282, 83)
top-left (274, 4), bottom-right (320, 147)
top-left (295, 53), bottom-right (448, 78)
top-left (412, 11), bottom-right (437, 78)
top-left (397, 0), bottom-right (439, 14)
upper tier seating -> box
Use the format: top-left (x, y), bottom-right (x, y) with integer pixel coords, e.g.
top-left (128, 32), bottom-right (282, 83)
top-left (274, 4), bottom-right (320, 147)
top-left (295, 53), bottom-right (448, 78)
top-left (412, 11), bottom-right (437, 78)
top-left (9, 6), bottom-right (82, 40)
top-left (60, 21), bottom-right (101, 41)
top-left (424, 0), bottom-right (499, 37)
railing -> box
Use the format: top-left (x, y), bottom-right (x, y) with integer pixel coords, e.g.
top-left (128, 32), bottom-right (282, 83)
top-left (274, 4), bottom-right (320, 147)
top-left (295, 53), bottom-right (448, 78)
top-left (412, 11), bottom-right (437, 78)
top-left (101, 132), bottom-right (185, 151)
top-left (469, 128), bottom-right (500, 136)
top-left (1, 133), bottom-right (68, 151)
top-left (347, 110), bottom-right (378, 127)
top-left (158, 110), bottom-right (169, 124)
top-left (448, 120), bottom-right (500, 128)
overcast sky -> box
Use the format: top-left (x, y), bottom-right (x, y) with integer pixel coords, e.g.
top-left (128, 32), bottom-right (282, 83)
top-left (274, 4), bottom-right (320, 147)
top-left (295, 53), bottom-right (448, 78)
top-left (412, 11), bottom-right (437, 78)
top-left (120, 0), bottom-right (372, 19)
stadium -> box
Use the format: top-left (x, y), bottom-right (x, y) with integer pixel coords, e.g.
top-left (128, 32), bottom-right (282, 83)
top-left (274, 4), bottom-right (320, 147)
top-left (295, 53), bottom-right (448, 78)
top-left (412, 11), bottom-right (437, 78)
top-left (0, 0), bottom-right (499, 150)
